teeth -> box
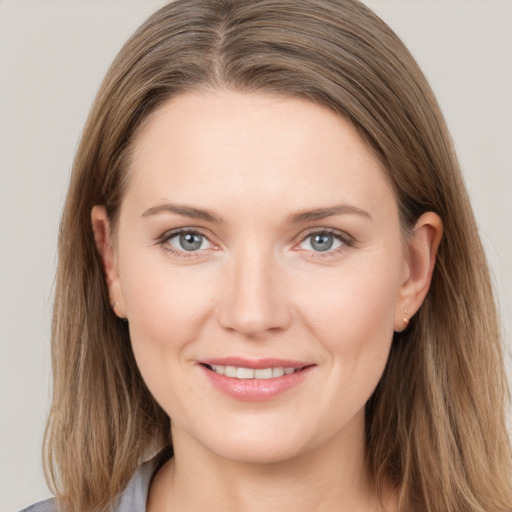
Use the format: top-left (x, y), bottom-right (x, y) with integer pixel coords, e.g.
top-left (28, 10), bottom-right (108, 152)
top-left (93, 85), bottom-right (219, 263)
top-left (225, 366), bottom-right (236, 377)
top-left (210, 365), bottom-right (299, 379)
top-left (237, 367), bottom-right (254, 379)
top-left (255, 368), bottom-right (273, 379)
top-left (272, 367), bottom-right (284, 377)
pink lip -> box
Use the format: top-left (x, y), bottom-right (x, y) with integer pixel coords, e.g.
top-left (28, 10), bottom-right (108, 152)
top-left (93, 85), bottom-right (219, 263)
top-left (198, 358), bottom-right (315, 401)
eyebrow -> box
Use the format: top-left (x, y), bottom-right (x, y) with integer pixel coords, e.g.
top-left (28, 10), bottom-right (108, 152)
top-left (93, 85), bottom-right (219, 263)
top-left (141, 202), bottom-right (371, 224)
top-left (141, 203), bottom-right (223, 223)
top-left (289, 204), bottom-right (372, 223)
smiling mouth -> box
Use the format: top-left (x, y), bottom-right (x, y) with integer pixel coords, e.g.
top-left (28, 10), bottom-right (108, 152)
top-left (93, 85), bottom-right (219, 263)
top-left (200, 361), bottom-right (315, 400)
top-left (203, 364), bottom-right (305, 379)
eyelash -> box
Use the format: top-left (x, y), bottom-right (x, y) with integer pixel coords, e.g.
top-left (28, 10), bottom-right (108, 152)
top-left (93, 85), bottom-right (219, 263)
top-left (156, 227), bottom-right (355, 260)
top-left (296, 228), bottom-right (354, 259)
top-left (157, 227), bottom-right (216, 260)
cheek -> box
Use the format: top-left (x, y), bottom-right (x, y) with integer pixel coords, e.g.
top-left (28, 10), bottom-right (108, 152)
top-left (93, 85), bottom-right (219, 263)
top-left (297, 258), bottom-right (401, 397)
top-left (118, 259), bottom-right (220, 417)
top-left (117, 250), bottom-right (218, 361)
top-left (301, 264), bottom-right (399, 341)
top-left (301, 271), bottom-right (399, 425)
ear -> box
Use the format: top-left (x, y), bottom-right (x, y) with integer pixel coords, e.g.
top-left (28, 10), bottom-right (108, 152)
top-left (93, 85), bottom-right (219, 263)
top-left (91, 205), bottom-right (127, 319)
top-left (395, 212), bottom-right (443, 331)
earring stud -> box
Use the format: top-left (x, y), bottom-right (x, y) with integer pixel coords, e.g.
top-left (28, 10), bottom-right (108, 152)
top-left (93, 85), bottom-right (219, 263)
top-left (403, 309), bottom-right (409, 327)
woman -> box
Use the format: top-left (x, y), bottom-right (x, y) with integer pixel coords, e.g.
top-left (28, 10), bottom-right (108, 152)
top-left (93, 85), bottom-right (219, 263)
top-left (22, 0), bottom-right (512, 511)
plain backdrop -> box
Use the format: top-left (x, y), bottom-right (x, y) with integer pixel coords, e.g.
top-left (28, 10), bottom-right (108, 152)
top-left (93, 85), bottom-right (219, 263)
top-left (1, 1), bottom-right (511, 510)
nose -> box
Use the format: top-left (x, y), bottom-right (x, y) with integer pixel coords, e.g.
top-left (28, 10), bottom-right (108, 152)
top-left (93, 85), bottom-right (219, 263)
top-left (216, 248), bottom-right (293, 337)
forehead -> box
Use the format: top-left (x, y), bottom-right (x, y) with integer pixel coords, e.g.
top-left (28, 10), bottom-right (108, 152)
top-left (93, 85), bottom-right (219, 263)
top-left (131, 89), bottom-right (381, 168)
top-left (123, 89), bottom-right (396, 222)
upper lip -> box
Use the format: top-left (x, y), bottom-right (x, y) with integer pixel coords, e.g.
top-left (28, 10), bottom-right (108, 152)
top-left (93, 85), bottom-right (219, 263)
top-left (199, 357), bottom-right (313, 370)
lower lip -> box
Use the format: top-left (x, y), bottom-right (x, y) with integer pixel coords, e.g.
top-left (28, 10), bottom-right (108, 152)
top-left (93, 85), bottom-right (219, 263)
top-left (200, 365), bottom-right (314, 401)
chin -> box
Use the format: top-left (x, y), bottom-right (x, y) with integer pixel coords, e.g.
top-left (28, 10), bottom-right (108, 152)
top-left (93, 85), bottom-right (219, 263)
top-left (184, 419), bottom-right (321, 466)
top-left (211, 438), bottom-right (308, 466)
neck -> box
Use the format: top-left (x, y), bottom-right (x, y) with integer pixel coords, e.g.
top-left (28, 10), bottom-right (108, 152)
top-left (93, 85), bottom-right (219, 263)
top-left (147, 414), bottom-right (393, 512)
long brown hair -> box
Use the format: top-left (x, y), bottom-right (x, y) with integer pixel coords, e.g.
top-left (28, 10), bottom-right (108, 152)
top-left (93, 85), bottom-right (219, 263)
top-left (44, 1), bottom-right (512, 510)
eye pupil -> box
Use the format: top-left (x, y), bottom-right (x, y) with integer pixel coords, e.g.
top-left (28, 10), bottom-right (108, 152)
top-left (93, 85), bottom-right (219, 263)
top-left (179, 233), bottom-right (203, 251)
top-left (311, 233), bottom-right (334, 252)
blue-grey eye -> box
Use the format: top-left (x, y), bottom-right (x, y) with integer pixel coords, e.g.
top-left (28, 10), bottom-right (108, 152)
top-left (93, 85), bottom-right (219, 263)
top-left (299, 232), bottom-right (344, 252)
top-left (169, 232), bottom-right (208, 251)
top-left (180, 233), bottom-right (203, 251)
top-left (310, 233), bottom-right (334, 251)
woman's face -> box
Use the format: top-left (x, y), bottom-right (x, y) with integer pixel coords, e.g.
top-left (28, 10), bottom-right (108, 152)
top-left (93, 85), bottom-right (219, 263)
top-left (106, 90), bottom-right (411, 464)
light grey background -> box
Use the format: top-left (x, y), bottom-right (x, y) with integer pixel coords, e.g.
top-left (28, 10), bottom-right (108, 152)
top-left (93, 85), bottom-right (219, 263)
top-left (1, 1), bottom-right (510, 510)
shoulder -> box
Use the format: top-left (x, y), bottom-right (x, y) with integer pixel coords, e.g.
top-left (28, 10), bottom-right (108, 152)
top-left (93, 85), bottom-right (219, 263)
top-left (18, 466), bottom-right (152, 512)
top-left (20, 448), bottom-right (172, 512)
top-left (17, 466), bottom-right (152, 512)
top-left (112, 447), bottom-right (172, 511)
top-left (19, 498), bottom-right (57, 512)
top-left (112, 454), bottom-right (162, 511)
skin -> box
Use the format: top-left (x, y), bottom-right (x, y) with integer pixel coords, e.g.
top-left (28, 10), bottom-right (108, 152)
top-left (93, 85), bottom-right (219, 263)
top-left (92, 89), bottom-right (442, 511)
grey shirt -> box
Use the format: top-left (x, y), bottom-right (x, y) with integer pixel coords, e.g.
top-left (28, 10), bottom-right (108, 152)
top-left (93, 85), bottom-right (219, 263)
top-left (19, 453), bottom-right (164, 512)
